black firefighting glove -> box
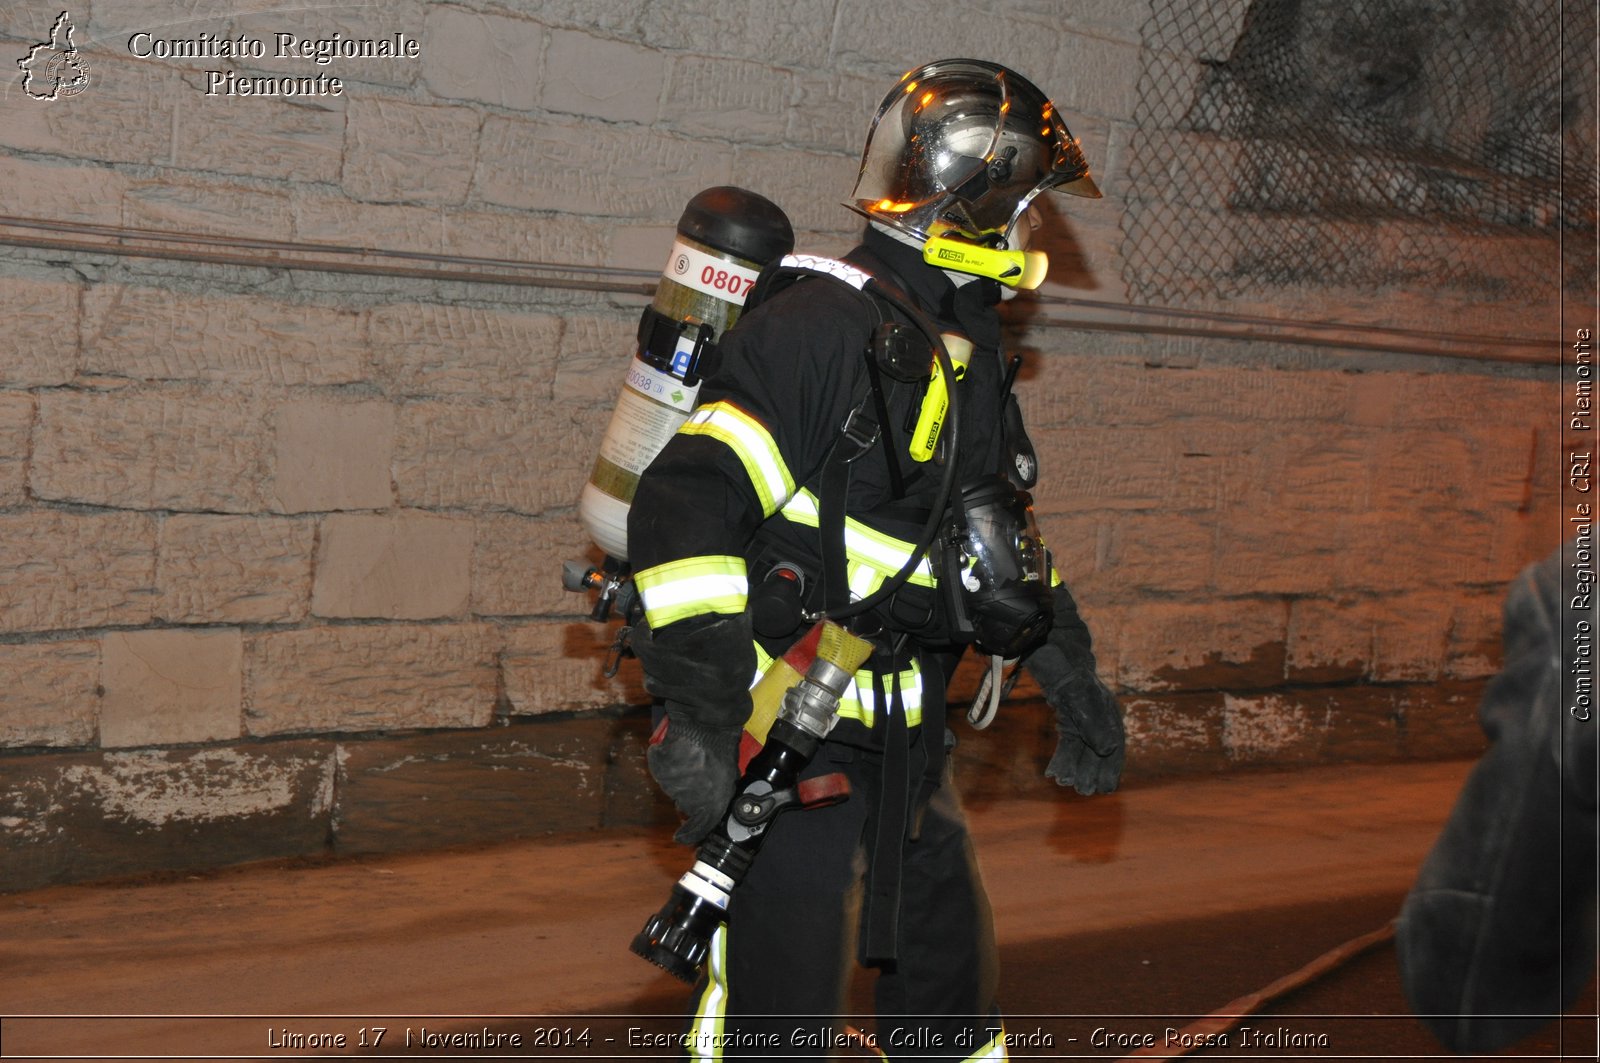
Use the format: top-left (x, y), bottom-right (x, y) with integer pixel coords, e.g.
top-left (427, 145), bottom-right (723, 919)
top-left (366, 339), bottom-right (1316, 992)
top-left (1026, 582), bottom-right (1125, 795)
top-left (630, 613), bottom-right (757, 844)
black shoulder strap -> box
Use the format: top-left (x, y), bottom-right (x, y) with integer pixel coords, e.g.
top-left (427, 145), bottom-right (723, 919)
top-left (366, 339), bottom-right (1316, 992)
top-left (750, 255), bottom-right (939, 617)
top-left (819, 440), bottom-right (853, 614)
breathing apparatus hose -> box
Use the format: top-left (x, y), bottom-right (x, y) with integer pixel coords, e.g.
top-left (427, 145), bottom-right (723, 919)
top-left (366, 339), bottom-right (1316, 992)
top-left (820, 278), bottom-right (961, 625)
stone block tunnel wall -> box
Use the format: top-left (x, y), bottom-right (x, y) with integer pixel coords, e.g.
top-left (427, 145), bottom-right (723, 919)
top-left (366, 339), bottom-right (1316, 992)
top-left (0, 0), bottom-right (1582, 891)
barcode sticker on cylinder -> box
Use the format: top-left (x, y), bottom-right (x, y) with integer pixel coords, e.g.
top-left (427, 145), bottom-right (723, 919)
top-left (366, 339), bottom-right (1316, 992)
top-left (664, 239), bottom-right (761, 303)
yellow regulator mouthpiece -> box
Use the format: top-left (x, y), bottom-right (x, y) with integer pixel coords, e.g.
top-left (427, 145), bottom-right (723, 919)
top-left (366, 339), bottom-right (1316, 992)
top-left (908, 333), bottom-right (973, 463)
top-left (922, 235), bottom-right (1049, 290)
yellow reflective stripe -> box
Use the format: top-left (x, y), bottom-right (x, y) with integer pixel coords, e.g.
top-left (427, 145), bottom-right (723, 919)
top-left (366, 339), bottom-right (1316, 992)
top-left (750, 642), bottom-right (774, 688)
top-left (964, 1026), bottom-right (1010, 1062)
top-left (777, 490), bottom-right (936, 588)
top-left (635, 555), bottom-right (748, 628)
top-left (680, 401), bottom-right (795, 518)
top-left (750, 635), bottom-right (921, 730)
top-left (777, 490), bottom-right (820, 525)
top-left (847, 563), bottom-right (881, 601)
top-left (687, 925), bottom-right (729, 1060)
top-left (845, 518), bottom-right (938, 588)
top-left (835, 659), bottom-right (923, 729)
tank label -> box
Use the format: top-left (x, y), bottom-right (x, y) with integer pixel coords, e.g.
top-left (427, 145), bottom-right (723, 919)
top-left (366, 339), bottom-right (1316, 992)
top-left (588, 356), bottom-right (701, 500)
top-left (625, 357), bottom-right (699, 414)
top-left (665, 239), bottom-right (760, 303)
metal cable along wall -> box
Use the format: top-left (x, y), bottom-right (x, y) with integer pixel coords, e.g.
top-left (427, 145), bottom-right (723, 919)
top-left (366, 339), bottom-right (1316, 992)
top-left (1121, 0), bottom-right (1597, 305)
top-left (0, 216), bottom-right (1550, 364)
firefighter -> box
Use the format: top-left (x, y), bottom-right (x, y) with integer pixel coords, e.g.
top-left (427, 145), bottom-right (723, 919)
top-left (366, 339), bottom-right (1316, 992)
top-left (1397, 540), bottom-right (1598, 1054)
top-left (627, 59), bottom-right (1125, 1059)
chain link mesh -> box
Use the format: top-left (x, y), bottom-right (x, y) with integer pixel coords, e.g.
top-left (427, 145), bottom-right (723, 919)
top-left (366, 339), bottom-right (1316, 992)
top-left (1120, 0), bottom-right (1596, 306)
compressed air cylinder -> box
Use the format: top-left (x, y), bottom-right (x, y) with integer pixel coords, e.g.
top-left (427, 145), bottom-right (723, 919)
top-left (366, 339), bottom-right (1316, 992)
top-left (578, 187), bottom-right (794, 560)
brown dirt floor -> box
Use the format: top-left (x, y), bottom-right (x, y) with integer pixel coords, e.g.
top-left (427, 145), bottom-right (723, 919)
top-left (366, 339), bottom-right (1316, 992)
top-left (3, 760), bottom-right (1595, 1061)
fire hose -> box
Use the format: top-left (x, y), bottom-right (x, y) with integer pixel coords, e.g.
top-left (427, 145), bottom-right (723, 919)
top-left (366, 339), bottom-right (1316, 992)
top-left (630, 620), bottom-right (873, 981)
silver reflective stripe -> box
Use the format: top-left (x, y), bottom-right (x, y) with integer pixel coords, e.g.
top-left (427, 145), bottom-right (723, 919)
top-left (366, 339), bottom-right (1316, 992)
top-left (837, 660), bottom-right (923, 728)
top-left (634, 555), bottom-right (749, 628)
top-left (780, 253), bottom-right (872, 291)
top-left (778, 491), bottom-right (936, 588)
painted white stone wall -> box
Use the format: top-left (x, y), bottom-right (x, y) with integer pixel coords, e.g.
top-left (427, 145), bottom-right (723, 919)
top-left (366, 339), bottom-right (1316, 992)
top-left (0, 0), bottom-right (1568, 780)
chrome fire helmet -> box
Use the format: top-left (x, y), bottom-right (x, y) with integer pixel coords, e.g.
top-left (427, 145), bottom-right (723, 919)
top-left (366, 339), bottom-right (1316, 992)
top-left (847, 58), bottom-right (1101, 244)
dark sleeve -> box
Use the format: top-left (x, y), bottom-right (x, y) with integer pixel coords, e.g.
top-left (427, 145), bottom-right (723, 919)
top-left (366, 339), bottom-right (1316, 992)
top-left (1396, 540), bottom-right (1598, 1054)
top-left (628, 280), bottom-right (872, 632)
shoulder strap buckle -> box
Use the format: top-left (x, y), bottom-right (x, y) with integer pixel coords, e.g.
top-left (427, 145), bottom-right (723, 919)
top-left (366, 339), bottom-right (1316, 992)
top-left (838, 402), bottom-right (880, 460)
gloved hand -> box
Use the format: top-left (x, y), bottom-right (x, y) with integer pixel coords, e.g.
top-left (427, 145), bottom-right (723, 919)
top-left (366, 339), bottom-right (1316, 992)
top-left (1040, 667), bottom-right (1124, 795)
top-left (647, 713), bottom-right (741, 844)
top-left (630, 613), bottom-right (757, 844)
top-left (1025, 583), bottom-right (1125, 795)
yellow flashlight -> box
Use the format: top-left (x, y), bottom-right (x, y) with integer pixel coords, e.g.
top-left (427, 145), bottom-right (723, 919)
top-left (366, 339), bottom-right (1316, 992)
top-left (921, 235), bottom-right (1049, 290)
top-left (908, 333), bottom-right (973, 462)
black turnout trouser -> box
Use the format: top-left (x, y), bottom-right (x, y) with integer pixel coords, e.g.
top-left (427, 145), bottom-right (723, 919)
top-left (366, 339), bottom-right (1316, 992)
top-left (679, 735), bottom-right (1005, 1062)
